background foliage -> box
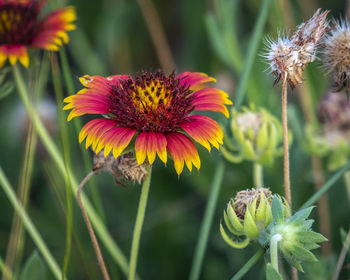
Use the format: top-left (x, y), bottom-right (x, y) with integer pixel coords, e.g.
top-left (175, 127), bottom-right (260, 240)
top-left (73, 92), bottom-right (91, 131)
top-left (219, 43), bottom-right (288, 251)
top-left (0, 0), bottom-right (349, 279)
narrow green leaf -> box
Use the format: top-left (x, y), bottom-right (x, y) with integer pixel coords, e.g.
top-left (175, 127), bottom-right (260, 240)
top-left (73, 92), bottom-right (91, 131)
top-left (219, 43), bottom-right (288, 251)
top-left (266, 263), bottom-right (283, 280)
top-left (227, 203), bottom-right (244, 232)
top-left (271, 196), bottom-right (284, 224)
top-left (220, 224), bottom-right (250, 249)
top-left (244, 208), bottom-right (259, 238)
top-left (289, 245), bottom-right (318, 262)
top-left (20, 251), bottom-right (47, 280)
top-left (288, 207), bottom-right (315, 224)
top-left (296, 231), bottom-right (328, 243)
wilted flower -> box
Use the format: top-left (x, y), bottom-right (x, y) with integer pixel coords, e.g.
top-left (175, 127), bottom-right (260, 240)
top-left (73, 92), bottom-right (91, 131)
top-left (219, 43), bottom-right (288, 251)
top-left (259, 197), bottom-right (327, 272)
top-left (64, 71), bottom-right (232, 174)
top-left (0, 0), bottom-right (75, 67)
top-left (322, 20), bottom-right (350, 92)
top-left (265, 9), bottom-right (329, 88)
top-left (305, 91), bottom-right (350, 170)
top-left (220, 188), bottom-right (290, 249)
top-left (93, 151), bottom-right (148, 184)
top-left (222, 104), bottom-right (289, 165)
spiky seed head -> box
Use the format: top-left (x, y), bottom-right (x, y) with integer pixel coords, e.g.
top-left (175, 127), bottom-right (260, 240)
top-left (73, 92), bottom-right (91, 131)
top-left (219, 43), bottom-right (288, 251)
top-left (322, 20), bottom-right (350, 92)
top-left (93, 151), bottom-right (149, 184)
top-left (265, 9), bottom-right (329, 89)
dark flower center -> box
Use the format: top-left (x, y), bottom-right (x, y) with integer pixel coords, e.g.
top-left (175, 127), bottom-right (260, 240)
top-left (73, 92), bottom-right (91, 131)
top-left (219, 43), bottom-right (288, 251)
top-left (0, 2), bottom-right (39, 45)
top-left (108, 71), bottom-right (195, 133)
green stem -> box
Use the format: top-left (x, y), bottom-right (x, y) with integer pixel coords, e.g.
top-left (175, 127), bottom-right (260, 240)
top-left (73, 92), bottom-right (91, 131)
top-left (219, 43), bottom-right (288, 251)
top-left (301, 161), bottom-right (350, 209)
top-left (343, 171), bottom-right (350, 203)
top-left (230, 249), bottom-right (264, 280)
top-left (51, 54), bottom-right (73, 280)
top-left (270, 234), bottom-right (282, 272)
top-left (0, 167), bottom-right (63, 280)
top-left (13, 65), bottom-right (131, 277)
top-left (59, 47), bottom-right (106, 223)
top-left (253, 163), bottom-right (263, 188)
top-left (189, 161), bottom-right (225, 280)
top-left (128, 167), bottom-right (152, 280)
top-left (0, 256), bottom-right (13, 280)
top-left (234, 0), bottom-right (271, 108)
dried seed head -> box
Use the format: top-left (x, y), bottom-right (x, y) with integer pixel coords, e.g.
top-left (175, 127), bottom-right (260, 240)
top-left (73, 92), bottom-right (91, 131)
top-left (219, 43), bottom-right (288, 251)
top-left (231, 188), bottom-right (272, 219)
top-left (93, 151), bottom-right (149, 184)
top-left (265, 9), bottom-right (329, 89)
top-left (317, 91), bottom-right (350, 131)
top-left (322, 20), bottom-right (350, 92)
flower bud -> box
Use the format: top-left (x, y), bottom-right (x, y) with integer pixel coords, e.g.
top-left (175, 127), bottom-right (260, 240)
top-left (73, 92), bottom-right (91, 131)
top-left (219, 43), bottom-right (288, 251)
top-left (93, 151), bottom-right (149, 184)
top-left (222, 104), bottom-right (290, 165)
top-left (220, 188), bottom-right (290, 249)
top-left (259, 197), bottom-right (327, 271)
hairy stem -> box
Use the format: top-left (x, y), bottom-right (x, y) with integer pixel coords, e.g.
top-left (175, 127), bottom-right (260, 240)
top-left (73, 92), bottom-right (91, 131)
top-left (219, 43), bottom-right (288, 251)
top-left (282, 75), bottom-right (291, 205)
top-left (78, 171), bottom-right (110, 280)
top-left (128, 167), bottom-right (152, 280)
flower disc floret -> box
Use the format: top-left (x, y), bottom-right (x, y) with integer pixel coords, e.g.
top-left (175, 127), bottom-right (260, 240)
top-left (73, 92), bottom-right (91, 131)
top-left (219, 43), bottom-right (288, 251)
top-left (64, 71), bottom-right (232, 174)
top-left (0, 0), bottom-right (76, 67)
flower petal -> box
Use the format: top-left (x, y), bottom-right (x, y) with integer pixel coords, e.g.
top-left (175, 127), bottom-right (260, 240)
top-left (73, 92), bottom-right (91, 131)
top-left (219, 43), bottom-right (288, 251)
top-left (135, 132), bottom-right (168, 165)
top-left (30, 6), bottom-right (76, 51)
top-left (180, 115), bottom-right (223, 151)
top-left (63, 93), bottom-right (111, 121)
top-left (176, 72), bottom-right (216, 88)
top-left (166, 132), bottom-right (200, 175)
top-left (79, 118), bottom-right (118, 150)
top-left (192, 103), bottom-right (230, 118)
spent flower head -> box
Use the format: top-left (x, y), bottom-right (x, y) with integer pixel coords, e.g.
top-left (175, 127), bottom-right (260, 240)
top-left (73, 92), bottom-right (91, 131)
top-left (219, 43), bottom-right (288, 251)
top-left (265, 9), bottom-right (329, 88)
top-left (0, 0), bottom-right (76, 67)
top-left (64, 71), bottom-right (232, 175)
top-left (220, 188), bottom-right (290, 249)
top-left (321, 19), bottom-right (350, 92)
top-left (93, 151), bottom-right (148, 185)
top-left (222, 104), bottom-right (289, 165)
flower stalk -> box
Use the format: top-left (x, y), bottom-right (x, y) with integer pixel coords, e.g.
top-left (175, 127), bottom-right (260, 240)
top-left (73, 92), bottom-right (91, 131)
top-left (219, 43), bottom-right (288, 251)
top-left (253, 163), bottom-right (263, 188)
top-left (282, 75), bottom-right (291, 205)
top-left (77, 171), bottom-right (110, 280)
top-left (128, 167), bottom-right (152, 280)
top-left (270, 234), bottom-right (282, 271)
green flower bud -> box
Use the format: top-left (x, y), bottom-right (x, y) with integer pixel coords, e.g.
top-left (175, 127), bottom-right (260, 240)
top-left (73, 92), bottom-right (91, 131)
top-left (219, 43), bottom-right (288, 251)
top-left (220, 188), bottom-right (289, 249)
top-left (222, 104), bottom-right (291, 165)
top-left (259, 197), bottom-right (327, 271)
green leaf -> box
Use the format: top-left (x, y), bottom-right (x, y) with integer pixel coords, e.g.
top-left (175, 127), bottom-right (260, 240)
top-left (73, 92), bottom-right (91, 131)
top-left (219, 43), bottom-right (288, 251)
top-left (257, 122), bottom-right (268, 149)
top-left (220, 223), bottom-right (250, 249)
top-left (266, 263), bottom-right (283, 280)
top-left (288, 207), bottom-right (315, 224)
top-left (258, 231), bottom-right (270, 247)
top-left (282, 249), bottom-right (304, 272)
top-left (296, 231), bottom-right (328, 243)
top-left (302, 243), bottom-right (320, 250)
top-left (244, 207), bottom-right (259, 238)
top-left (303, 219), bottom-right (314, 230)
top-left (289, 245), bottom-right (318, 262)
top-left (271, 196), bottom-right (284, 224)
top-left (20, 251), bottom-right (47, 280)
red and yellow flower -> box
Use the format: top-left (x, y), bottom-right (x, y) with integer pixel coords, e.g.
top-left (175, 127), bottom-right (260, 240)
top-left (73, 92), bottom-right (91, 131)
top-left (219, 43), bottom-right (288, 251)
top-left (0, 0), bottom-right (76, 67)
top-left (64, 71), bottom-right (232, 174)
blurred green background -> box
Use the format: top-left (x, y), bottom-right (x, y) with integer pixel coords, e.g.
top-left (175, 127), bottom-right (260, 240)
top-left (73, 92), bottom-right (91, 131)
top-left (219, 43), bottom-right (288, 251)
top-left (0, 0), bottom-right (349, 279)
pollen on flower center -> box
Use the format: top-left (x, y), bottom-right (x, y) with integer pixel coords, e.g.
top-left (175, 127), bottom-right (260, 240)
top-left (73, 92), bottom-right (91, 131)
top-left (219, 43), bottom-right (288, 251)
top-left (108, 71), bottom-right (195, 133)
top-left (0, 3), bottom-right (38, 45)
